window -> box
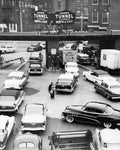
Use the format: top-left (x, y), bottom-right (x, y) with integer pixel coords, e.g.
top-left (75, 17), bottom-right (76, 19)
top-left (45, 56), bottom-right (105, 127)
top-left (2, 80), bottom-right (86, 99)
top-left (92, 11), bottom-right (98, 23)
top-left (102, 11), bottom-right (109, 24)
top-left (58, 0), bottom-right (61, 10)
top-left (83, 7), bottom-right (88, 15)
top-left (102, 0), bottom-right (109, 5)
top-left (92, 0), bottom-right (99, 5)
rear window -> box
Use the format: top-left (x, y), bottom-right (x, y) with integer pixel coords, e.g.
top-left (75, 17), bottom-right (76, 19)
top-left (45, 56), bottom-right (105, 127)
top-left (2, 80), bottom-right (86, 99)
top-left (18, 142), bottom-right (35, 148)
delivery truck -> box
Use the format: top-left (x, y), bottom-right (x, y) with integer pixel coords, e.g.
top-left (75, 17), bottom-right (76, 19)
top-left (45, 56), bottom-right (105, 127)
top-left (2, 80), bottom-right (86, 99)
top-left (48, 130), bottom-right (96, 150)
top-left (100, 49), bottom-right (120, 74)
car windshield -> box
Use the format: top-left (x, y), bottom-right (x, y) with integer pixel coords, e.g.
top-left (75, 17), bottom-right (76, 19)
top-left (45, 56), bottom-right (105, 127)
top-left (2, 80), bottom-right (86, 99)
top-left (104, 106), bottom-right (114, 114)
top-left (7, 76), bottom-right (22, 80)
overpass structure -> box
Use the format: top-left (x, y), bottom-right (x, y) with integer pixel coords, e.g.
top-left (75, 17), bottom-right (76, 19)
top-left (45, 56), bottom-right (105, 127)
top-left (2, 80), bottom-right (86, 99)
top-left (0, 31), bottom-right (120, 69)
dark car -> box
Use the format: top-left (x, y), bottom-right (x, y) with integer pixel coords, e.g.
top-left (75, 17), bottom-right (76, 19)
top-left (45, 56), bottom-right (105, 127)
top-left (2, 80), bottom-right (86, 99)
top-left (27, 44), bottom-right (42, 52)
top-left (61, 101), bottom-right (120, 128)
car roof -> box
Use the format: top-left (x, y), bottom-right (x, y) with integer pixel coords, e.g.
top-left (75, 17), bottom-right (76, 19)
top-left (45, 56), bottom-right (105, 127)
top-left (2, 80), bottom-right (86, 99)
top-left (86, 101), bottom-right (110, 110)
top-left (14, 132), bottom-right (40, 145)
top-left (8, 71), bottom-right (24, 77)
top-left (30, 52), bottom-right (40, 57)
top-left (66, 62), bottom-right (78, 65)
top-left (66, 67), bottom-right (79, 71)
top-left (0, 89), bottom-right (20, 97)
top-left (58, 73), bottom-right (75, 80)
top-left (92, 70), bottom-right (108, 75)
top-left (25, 103), bottom-right (44, 113)
top-left (100, 128), bottom-right (120, 143)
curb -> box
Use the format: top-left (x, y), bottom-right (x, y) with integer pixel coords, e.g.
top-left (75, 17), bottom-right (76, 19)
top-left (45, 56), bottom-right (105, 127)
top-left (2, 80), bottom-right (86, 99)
top-left (16, 59), bottom-right (29, 71)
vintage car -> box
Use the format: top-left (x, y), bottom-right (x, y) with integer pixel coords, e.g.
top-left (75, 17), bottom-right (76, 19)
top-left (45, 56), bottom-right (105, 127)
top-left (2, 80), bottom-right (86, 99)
top-left (21, 103), bottom-right (47, 131)
top-left (65, 62), bottom-right (79, 69)
top-left (0, 115), bottom-right (15, 150)
top-left (83, 69), bottom-right (116, 84)
top-left (3, 71), bottom-right (29, 89)
top-left (55, 73), bottom-right (78, 93)
top-left (61, 101), bottom-right (120, 128)
top-left (0, 45), bottom-right (16, 53)
top-left (77, 53), bottom-right (90, 65)
top-left (28, 63), bottom-right (43, 75)
top-left (94, 80), bottom-right (120, 100)
top-left (96, 128), bottom-right (120, 150)
top-left (65, 67), bottom-right (79, 77)
top-left (13, 132), bottom-right (42, 150)
top-left (27, 43), bottom-right (42, 52)
top-left (0, 89), bottom-right (25, 112)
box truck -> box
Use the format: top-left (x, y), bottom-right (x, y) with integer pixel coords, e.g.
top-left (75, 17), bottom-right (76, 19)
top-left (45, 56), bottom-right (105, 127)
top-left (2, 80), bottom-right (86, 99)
top-left (100, 49), bottom-right (120, 73)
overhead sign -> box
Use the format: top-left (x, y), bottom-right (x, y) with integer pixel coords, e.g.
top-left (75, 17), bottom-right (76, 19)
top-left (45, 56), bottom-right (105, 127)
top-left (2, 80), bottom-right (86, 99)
top-left (34, 11), bottom-right (48, 23)
top-left (55, 11), bottom-right (75, 24)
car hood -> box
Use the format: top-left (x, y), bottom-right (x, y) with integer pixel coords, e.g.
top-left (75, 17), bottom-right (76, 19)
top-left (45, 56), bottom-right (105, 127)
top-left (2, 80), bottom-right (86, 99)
top-left (0, 96), bottom-right (15, 107)
top-left (112, 109), bottom-right (120, 118)
top-left (4, 79), bottom-right (22, 88)
top-left (22, 114), bottom-right (45, 123)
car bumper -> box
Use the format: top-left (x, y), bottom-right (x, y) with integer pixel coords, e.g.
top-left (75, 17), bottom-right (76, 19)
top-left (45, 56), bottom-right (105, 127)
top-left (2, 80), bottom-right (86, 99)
top-left (21, 125), bottom-right (46, 131)
top-left (56, 88), bottom-right (74, 93)
top-left (29, 70), bottom-right (43, 74)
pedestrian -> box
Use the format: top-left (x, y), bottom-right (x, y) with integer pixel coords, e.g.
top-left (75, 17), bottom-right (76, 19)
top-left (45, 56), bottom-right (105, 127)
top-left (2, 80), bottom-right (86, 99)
top-left (48, 82), bottom-right (55, 99)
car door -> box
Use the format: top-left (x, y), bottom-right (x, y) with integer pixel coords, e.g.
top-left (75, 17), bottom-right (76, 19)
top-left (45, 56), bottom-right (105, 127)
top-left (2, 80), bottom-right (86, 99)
top-left (77, 106), bottom-right (102, 125)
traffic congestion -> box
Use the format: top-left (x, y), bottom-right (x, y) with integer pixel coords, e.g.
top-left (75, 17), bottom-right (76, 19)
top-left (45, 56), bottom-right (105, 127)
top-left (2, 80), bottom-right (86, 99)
top-left (0, 41), bottom-right (120, 150)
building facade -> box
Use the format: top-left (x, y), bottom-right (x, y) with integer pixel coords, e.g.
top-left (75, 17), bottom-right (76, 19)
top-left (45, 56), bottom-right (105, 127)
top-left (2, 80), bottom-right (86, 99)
top-left (88, 0), bottom-right (110, 31)
top-left (0, 0), bottom-right (119, 32)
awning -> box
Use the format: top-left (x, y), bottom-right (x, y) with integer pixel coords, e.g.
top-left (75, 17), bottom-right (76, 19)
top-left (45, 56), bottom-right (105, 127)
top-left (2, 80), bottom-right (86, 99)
top-left (0, 24), bottom-right (7, 28)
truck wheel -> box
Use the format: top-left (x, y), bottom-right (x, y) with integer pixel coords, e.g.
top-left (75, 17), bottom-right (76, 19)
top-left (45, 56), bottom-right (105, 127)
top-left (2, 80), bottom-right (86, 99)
top-left (103, 122), bottom-right (112, 128)
top-left (66, 115), bottom-right (74, 123)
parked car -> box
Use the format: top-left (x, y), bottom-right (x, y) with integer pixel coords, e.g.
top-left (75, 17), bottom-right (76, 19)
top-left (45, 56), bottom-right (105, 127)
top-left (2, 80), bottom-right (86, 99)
top-left (29, 63), bottom-right (43, 75)
top-left (13, 132), bottom-right (42, 150)
top-left (61, 101), bottom-right (120, 128)
top-left (21, 103), bottom-right (47, 131)
top-left (3, 71), bottom-right (29, 89)
top-left (96, 128), bottom-right (120, 150)
top-left (0, 115), bottom-right (15, 150)
top-left (0, 45), bottom-right (16, 53)
top-left (83, 69), bottom-right (116, 84)
top-left (65, 67), bottom-right (79, 77)
top-left (94, 80), bottom-right (120, 100)
top-left (55, 73), bottom-right (78, 93)
top-left (27, 43), bottom-right (42, 52)
top-left (77, 53), bottom-right (90, 65)
top-left (0, 89), bottom-right (25, 112)
top-left (65, 62), bottom-right (79, 69)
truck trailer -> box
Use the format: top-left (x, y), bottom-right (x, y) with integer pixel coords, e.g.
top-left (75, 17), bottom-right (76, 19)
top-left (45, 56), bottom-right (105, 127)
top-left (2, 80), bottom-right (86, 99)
top-left (100, 49), bottom-right (120, 74)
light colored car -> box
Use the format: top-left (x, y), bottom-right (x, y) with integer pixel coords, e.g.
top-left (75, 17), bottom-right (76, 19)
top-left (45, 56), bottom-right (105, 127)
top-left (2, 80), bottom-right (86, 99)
top-left (65, 62), bottom-right (78, 69)
top-left (21, 103), bottom-right (47, 131)
top-left (96, 128), bottom-right (120, 150)
top-left (13, 132), bottom-right (42, 150)
top-left (83, 69), bottom-right (116, 84)
top-left (0, 89), bottom-right (25, 112)
top-left (3, 71), bottom-right (29, 89)
top-left (0, 115), bottom-right (15, 150)
top-left (55, 73), bottom-right (78, 93)
top-left (0, 45), bottom-right (16, 53)
top-left (65, 67), bottom-right (79, 77)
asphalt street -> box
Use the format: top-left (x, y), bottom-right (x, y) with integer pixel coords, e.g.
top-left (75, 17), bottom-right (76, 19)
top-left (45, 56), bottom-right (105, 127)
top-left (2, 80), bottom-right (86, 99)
top-left (1, 41), bottom-right (120, 150)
